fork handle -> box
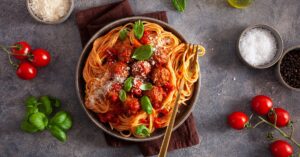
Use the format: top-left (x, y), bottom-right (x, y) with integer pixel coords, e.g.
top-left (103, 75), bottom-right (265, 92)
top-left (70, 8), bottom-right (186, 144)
top-left (158, 81), bottom-right (184, 157)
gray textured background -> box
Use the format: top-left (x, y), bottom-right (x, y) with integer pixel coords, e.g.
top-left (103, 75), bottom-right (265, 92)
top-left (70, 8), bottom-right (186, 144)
top-left (1, 0), bottom-right (300, 157)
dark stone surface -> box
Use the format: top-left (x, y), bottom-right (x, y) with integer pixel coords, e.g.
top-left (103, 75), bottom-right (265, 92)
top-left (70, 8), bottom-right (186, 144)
top-left (0, 0), bottom-right (299, 157)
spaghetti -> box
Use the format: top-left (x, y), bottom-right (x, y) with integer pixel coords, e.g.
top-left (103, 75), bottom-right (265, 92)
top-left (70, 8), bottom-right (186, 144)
top-left (83, 21), bottom-right (205, 138)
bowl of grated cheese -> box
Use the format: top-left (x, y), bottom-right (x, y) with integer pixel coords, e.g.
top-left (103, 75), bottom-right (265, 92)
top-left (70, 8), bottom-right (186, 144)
top-left (26, 0), bottom-right (74, 24)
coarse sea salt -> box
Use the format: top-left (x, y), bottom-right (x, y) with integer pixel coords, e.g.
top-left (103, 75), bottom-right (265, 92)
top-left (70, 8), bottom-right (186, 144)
top-left (239, 28), bottom-right (277, 66)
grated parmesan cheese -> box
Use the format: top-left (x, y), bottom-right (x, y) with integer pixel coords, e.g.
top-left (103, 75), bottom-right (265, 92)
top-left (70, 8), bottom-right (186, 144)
top-left (28, 0), bottom-right (71, 22)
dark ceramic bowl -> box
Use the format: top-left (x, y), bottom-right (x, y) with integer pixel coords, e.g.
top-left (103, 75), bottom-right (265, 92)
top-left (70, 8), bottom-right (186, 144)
top-left (277, 45), bottom-right (300, 92)
top-left (237, 24), bottom-right (283, 69)
top-left (75, 17), bottom-right (201, 142)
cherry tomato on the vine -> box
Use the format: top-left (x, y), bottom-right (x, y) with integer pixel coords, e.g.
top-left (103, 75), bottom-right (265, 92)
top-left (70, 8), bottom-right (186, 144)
top-left (11, 41), bottom-right (31, 60)
top-left (30, 48), bottom-right (51, 67)
top-left (227, 111), bottom-right (249, 130)
top-left (251, 95), bottom-right (273, 115)
top-left (268, 108), bottom-right (290, 128)
top-left (270, 140), bottom-right (293, 157)
top-left (16, 62), bottom-right (37, 80)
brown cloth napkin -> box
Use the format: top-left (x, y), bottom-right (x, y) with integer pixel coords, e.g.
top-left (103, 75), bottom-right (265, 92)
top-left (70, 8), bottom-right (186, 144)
top-left (76, 0), bottom-right (200, 156)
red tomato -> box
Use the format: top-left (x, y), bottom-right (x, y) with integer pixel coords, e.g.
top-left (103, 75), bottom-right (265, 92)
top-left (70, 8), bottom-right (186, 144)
top-left (31, 48), bottom-right (51, 67)
top-left (16, 62), bottom-right (37, 80)
top-left (97, 113), bottom-right (107, 123)
top-left (251, 95), bottom-right (273, 115)
top-left (227, 112), bottom-right (249, 130)
top-left (154, 118), bottom-right (164, 128)
top-left (268, 108), bottom-right (290, 127)
top-left (140, 31), bottom-right (151, 44)
top-left (11, 41), bottom-right (31, 60)
top-left (270, 140), bottom-right (293, 157)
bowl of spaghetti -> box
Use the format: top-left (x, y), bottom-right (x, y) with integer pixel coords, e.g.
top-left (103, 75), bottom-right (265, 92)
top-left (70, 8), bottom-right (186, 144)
top-left (76, 17), bottom-right (204, 142)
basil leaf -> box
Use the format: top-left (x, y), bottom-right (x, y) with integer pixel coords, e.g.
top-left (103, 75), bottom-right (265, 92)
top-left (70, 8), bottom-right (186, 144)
top-left (28, 112), bottom-right (48, 130)
top-left (21, 120), bottom-right (39, 133)
top-left (50, 111), bottom-right (67, 124)
top-left (38, 96), bottom-right (53, 115)
top-left (135, 125), bottom-right (150, 137)
top-left (26, 106), bottom-right (39, 118)
top-left (124, 77), bottom-right (133, 92)
top-left (141, 96), bottom-right (153, 114)
top-left (25, 96), bottom-right (38, 108)
top-left (133, 20), bottom-right (144, 39)
top-left (140, 83), bottom-right (153, 91)
top-left (50, 111), bottom-right (72, 131)
top-left (132, 45), bottom-right (154, 61)
top-left (172, 0), bottom-right (187, 12)
top-left (119, 29), bottom-right (128, 41)
top-left (49, 125), bottom-right (67, 142)
top-left (119, 89), bottom-right (127, 102)
top-left (58, 114), bottom-right (72, 131)
top-left (50, 97), bottom-right (61, 108)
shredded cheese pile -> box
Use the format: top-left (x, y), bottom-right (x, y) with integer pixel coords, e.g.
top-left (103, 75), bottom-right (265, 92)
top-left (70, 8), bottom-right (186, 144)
top-left (28, 0), bottom-right (71, 22)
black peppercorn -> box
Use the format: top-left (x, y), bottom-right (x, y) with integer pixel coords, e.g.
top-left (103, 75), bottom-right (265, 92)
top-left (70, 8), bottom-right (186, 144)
top-left (280, 50), bottom-right (300, 88)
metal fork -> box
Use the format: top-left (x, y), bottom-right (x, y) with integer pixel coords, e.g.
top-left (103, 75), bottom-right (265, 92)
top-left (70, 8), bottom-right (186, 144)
top-left (158, 44), bottom-right (202, 157)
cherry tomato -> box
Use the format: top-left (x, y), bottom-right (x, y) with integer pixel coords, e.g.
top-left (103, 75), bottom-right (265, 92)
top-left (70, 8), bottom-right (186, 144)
top-left (16, 62), bottom-right (37, 80)
top-left (251, 95), bottom-right (273, 115)
top-left (30, 48), bottom-right (51, 67)
top-left (270, 140), bottom-right (293, 157)
top-left (154, 118), bottom-right (164, 128)
top-left (268, 108), bottom-right (290, 127)
top-left (140, 31), bottom-right (151, 44)
top-left (11, 41), bottom-right (31, 60)
top-left (227, 112), bottom-right (249, 130)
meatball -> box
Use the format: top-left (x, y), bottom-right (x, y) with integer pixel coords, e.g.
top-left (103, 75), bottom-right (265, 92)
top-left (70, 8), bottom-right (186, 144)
top-left (106, 83), bottom-right (122, 103)
top-left (118, 48), bottom-right (133, 63)
top-left (153, 51), bottom-right (168, 65)
top-left (110, 62), bottom-right (129, 78)
top-left (145, 86), bottom-right (166, 109)
top-left (131, 61), bottom-right (151, 78)
top-left (124, 95), bottom-right (141, 115)
top-left (131, 78), bottom-right (143, 96)
top-left (151, 67), bottom-right (171, 86)
top-left (114, 40), bottom-right (133, 63)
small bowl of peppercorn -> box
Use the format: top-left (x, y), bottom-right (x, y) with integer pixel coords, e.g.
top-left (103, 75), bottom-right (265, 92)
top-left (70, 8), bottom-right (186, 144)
top-left (277, 45), bottom-right (300, 91)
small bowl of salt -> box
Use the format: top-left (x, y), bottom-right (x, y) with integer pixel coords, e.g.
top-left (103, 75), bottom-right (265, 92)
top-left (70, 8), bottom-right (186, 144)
top-left (237, 24), bottom-right (283, 69)
top-left (26, 0), bottom-right (74, 24)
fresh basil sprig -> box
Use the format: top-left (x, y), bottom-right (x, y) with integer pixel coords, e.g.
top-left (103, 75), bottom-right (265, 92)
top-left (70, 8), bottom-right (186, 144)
top-left (25, 96), bottom-right (38, 108)
top-left (140, 83), bottom-right (153, 91)
top-left (50, 111), bottom-right (72, 131)
top-left (141, 96), bottom-right (153, 114)
top-left (133, 20), bottom-right (144, 39)
top-left (124, 77), bottom-right (133, 92)
top-left (38, 96), bottom-right (53, 116)
top-left (132, 45), bottom-right (154, 61)
top-left (28, 112), bottom-right (48, 130)
top-left (20, 95), bottom-right (73, 142)
top-left (119, 29), bottom-right (128, 41)
top-left (21, 120), bottom-right (39, 133)
top-left (50, 97), bottom-right (61, 108)
top-left (49, 125), bottom-right (67, 142)
top-left (172, 0), bottom-right (187, 12)
top-left (135, 125), bottom-right (150, 137)
top-left (119, 89), bottom-right (127, 102)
